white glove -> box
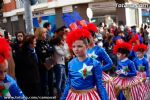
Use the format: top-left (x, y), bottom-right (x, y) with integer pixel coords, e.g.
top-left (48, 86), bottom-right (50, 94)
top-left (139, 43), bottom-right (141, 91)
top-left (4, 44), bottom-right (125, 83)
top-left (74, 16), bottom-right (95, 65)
top-left (116, 70), bottom-right (126, 75)
top-left (116, 70), bottom-right (122, 75)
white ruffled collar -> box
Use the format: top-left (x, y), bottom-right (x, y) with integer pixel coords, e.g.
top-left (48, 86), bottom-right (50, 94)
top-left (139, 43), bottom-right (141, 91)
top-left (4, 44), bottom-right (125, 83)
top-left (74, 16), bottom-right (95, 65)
top-left (121, 58), bottom-right (128, 62)
top-left (138, 57), bottom-right (144, 60)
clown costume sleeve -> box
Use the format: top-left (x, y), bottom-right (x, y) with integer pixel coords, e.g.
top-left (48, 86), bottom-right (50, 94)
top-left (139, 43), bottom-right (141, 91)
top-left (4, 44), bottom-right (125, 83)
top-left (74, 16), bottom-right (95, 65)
top-left (0, 74), bottom-right (26, 100)
top-left (87, 46), bottom-right (113, 71)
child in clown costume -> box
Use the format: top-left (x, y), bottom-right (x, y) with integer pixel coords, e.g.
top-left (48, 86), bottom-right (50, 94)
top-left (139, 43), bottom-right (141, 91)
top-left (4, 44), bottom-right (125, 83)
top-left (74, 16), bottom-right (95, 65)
top-left (113, 42), bottom-right (144, 100)
top-left (61, 28), bottom-right (108, 100)
top-left (133, 44), bottom-right (150, 95)
top-left (85, 23), bottom-right (116, 100)
top-left (62, 12), bottom-right (116, 100)
top-left (0, 38), bottom-right (26, 100)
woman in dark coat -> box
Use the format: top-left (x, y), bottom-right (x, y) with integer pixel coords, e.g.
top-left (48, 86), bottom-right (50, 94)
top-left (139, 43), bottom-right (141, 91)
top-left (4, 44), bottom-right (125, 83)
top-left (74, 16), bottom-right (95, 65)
top-left (35, 27), bottom-right (55, 96)
top-left (15, 35), bottom-right (41, 97)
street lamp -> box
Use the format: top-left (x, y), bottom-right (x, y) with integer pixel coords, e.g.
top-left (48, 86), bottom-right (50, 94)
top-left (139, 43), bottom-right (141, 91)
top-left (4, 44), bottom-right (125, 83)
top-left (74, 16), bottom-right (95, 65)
top-left (24, 0), bottom-right (38, 34)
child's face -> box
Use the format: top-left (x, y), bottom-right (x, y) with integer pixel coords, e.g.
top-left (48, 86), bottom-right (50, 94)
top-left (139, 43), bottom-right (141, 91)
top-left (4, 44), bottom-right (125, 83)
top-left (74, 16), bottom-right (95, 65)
top-left (117, 53), bottom-right (126, 60)
top-left (0, 60), bottom-right (8, 81)
top-left (72, 40), bottom-right (87, 57)
top-left (136, 51), bottom-right (144, 58)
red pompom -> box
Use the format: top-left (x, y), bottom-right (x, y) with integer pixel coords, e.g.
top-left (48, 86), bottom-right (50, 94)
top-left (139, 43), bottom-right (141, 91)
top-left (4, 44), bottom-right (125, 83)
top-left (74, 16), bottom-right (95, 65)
top-left (0, 38), bottom-right (10, 63)
top-left (128, 31), bottom-right (132, 36)
top-left (113, 42), bottom-right (132, 54)
top-left (87, 23), bottom-right (98, 33)
top-left (133, 44), bottom-right (148, 52)
top-left (77, 20), bottom-right (87, 27)
top-left (116, 39), bottom-right (124, 45)
top-left (69, 23), bottom-right (78, 31)
top-left (129, 34), bottom-right (140, 45)
top-left (66, 28), bottom-right (91, 50)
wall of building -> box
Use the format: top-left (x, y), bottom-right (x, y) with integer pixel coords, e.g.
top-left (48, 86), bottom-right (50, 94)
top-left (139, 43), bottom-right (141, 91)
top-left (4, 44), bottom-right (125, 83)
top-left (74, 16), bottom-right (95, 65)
top-left (0, 15), bottom-right (25, 35)
top-left (73, 4), bottom-right (89, 21)
top-left (55, 3), bottom-right (88, 28)
top-left (116, 7), bottom-right (126, 25)
top-left (55, 7), bottom-right (64, 28)
top-left (1, 3), bottom-right (89, 34)
top-left (2, 0), bottom-right (148, 34)
top-left (3, 0), bottom-right (16, 12)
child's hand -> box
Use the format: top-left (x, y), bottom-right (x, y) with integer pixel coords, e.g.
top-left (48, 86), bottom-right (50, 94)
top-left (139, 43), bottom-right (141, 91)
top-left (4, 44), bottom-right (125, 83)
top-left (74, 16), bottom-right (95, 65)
top-left (116, 70), bottom-right (126, 75)
top-left (145, 77), bottom-right (150, 84)
top-left (119, 74), bottom-right (127, 77)
top-left (116, 70), bottom-right (123, 75)
top-left (145, 79), bottom-right (149, 84)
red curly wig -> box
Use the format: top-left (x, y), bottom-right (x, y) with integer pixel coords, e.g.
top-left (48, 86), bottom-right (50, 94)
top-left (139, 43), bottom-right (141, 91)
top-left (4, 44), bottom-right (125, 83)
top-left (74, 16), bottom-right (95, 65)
top-left (133, 44), bottom-right (148, 52)
top-left (113, 42), bottom-right (132, 54)
top-left (87, 23), bottom-right (98, 33)
top-left (129, 34), bottom-right (140, 45)
top-left (66, 28), bottom-right (91, 50)
top-left (0, 38), bottom-right (10, 63)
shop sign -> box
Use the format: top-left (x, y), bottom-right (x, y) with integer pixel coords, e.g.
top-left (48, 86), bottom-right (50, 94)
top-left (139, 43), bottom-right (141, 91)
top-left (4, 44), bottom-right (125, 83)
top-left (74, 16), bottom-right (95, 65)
top-left (62, 5), bottom-right (73, 13)
top-left (44, 9), bottom-right (55, 15)
top-left (33, 11), bottom-right (44, 18)
top-left (89, 1), bottom-right (116, 11)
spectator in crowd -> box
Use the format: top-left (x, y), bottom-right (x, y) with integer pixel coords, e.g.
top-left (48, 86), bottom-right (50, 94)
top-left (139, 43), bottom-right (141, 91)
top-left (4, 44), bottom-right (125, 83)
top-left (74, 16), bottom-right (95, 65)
top-left (53, 26), bottom-right (72, 75)
top-left (140, 26), bottom-right (144, 39)
top-left (4, 31), bottom-right (12, 45)
top-left (143, 24), bottom-right (149, 45)
top-left (53, 36), bottom-right (67, 99)
top-left (35, 27), bottom-right (55, 96)
top-left (113, 28), bottom-right (124, 44)
top-left (12, 31), bottom-right (25, 59)
top-left (43, 22), bottom-right (53, 40)
top-left (103, 33), bottom-right (117, 72)
top-left (14, 35), bottom-right (41, 97)
top-left (131, 25), bottom-right (137, 34)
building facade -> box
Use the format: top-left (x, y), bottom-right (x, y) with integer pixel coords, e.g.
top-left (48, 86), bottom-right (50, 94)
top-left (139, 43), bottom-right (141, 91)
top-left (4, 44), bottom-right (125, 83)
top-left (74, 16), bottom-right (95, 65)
top-left (0, 0), bottom-right (149, 34)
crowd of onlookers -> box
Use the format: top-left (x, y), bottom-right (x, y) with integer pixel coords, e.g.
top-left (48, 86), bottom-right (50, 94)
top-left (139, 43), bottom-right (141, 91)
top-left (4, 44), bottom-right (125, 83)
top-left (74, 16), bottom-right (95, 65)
top-left (0, 22), bottom-right (150, 99)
